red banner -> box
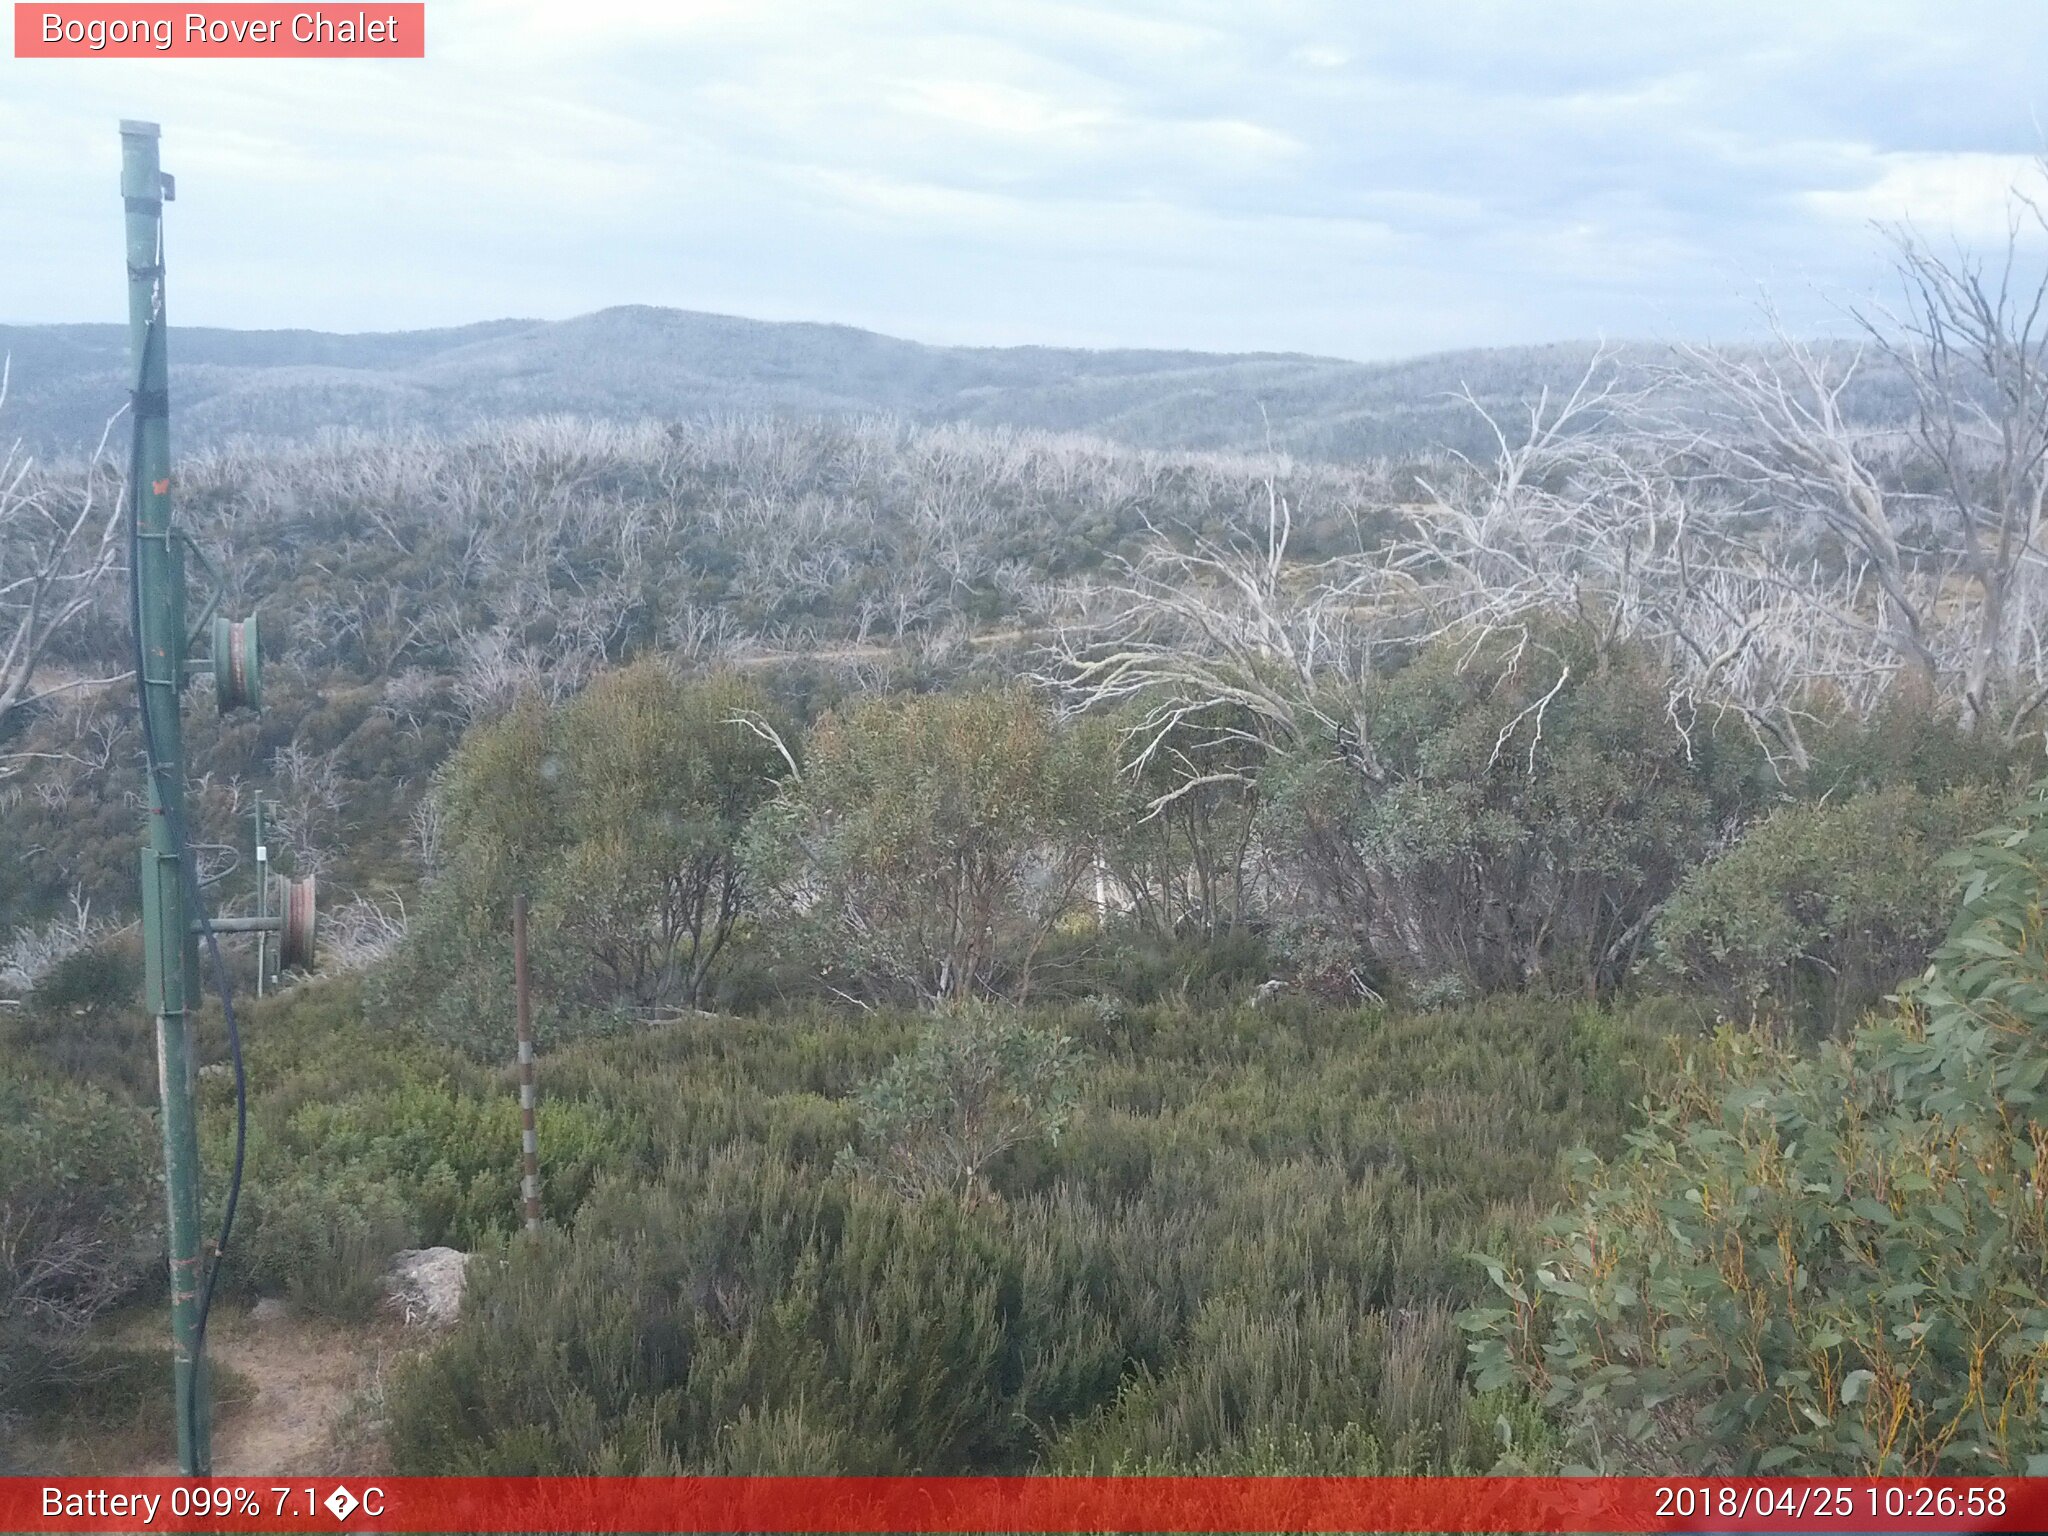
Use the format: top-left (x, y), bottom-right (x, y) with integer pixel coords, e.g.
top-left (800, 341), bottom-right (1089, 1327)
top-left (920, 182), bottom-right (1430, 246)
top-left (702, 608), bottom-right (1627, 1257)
top-left (12, 5), bottom-right (424, 58)
top-left (4, 1477), bottom-right (2045, 1533)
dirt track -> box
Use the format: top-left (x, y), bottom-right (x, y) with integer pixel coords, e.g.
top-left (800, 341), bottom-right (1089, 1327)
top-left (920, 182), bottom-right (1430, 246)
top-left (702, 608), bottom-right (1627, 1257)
top-left (139, 1311), bottom-right (400, 1476)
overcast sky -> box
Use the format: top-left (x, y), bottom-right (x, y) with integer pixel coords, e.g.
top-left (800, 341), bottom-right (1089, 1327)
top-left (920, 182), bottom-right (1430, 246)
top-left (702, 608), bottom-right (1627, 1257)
top-left (5, 1), bottom-right (2048, 359)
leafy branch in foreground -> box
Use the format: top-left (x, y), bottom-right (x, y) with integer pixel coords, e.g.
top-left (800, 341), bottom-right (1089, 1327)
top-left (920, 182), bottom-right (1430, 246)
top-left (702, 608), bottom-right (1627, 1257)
top-left (1465, 781), bottom-right (2048, 1474)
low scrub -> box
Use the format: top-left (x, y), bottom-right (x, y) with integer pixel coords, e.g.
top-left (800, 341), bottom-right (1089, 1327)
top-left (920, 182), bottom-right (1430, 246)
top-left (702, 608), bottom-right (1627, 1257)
top-left (385, 994), bottom-right (1648, 1472)
top-left (196, 978), bottom-right (641, 1319)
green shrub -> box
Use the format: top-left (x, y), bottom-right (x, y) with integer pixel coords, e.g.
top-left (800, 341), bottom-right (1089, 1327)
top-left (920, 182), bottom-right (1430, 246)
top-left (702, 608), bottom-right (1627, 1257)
top-left (226, 1172), bottom-right (418, 1320)
top-left (6, 936), bottom-right (152, 1102)
top-left (1802, 697), bottom-right (2035, 799)
top-left (268, 1080), bottom-right (641, 1248)
top-left (1467, 781), bottom-right (2048, 1474)
top-left (375, 668), bottom-right (790, 1052)
top-left (8, 1343), bottom-right (173, 1446)
top-left (0, 1074), bottom-right (159, 1425)
top-left (197, 977), bottom-right (645, 1318)
top-left (1651, 786), bottom-right (1993, 1031)
top-left (1068, 928), bottom-right (1271, 1008)
top-left (387, 1163), bottom-right (1022, 1474)
top-left (841, 1007), bottom-right (1080, 1203)
top-left (1048, 1295), bottom-right (1479, 1473)
top-left (3, 1344), bottom-right (257, 1473)
top-left (1097, 701), bottom-right (1262, 944)
top-left (27, 936), bottom-right (143, 1015)
top-left (745, 689), bottom-right (1118, 1005)
top-left (1260, 622), bottom-right (1762, 996)
top-left (537, 665), bottom-right (792, 1010)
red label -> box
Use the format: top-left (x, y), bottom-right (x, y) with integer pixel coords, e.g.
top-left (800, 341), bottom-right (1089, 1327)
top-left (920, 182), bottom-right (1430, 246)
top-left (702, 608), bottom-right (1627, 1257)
top-left (14, 4), bottom-right (424, 56)
top-left (2, 1477), bottom-right (2045, 1533)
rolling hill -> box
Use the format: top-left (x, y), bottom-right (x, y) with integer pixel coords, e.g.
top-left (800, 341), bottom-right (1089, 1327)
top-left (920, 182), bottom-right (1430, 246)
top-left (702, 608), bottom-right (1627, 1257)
top-left (0, 306), bottom-right (1631, 461)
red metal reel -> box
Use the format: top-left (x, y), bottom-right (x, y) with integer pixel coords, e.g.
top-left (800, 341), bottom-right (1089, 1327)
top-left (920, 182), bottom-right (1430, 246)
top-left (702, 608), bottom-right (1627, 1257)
top-left (278, 874), bottom-right (317, 970)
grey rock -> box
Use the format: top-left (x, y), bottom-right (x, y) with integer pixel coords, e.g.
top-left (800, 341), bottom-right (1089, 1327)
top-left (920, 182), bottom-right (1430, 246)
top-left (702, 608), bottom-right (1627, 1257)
top-left (383, 1246), bottom-right (470, 1329)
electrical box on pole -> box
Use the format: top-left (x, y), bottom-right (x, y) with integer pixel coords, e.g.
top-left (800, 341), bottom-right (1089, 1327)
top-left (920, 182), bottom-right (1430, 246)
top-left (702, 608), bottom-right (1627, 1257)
top-left (120, 119), bottom-right (318, 1478)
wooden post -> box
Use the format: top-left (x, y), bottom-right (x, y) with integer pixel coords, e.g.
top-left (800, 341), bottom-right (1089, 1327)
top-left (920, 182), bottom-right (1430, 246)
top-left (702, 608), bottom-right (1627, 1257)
top-left (513, 893), bottom-right (541, 1234)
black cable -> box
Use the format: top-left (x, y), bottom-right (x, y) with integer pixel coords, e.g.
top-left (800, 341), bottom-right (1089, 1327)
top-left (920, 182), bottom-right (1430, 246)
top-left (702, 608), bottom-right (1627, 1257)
top-left (125, 233), bottom-right (247, 1457)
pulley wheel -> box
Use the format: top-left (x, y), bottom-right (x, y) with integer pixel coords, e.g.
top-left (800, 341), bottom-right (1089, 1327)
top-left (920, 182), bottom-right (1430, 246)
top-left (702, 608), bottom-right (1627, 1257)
top-left (213, 614), bottom-right (262, 712)
top-left (278, 874), bottom-right (317, 971)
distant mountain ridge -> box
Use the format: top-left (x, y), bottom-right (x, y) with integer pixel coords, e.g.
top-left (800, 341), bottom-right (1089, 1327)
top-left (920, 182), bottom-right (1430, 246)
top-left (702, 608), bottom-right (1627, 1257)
top-left (0, 304), bottom-right (1668, 460)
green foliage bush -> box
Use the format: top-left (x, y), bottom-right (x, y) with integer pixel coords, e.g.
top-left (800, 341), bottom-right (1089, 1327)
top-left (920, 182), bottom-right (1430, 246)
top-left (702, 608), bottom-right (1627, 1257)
top-left (376, 666), bottom-right (790, 1052)
top-left (1801, 696), bottom-right (2036, 800)
top-left (1098, 702), bottom-right (1262, 943)
top-left (1048, 1295), bottom-right (1488, 1473)
top-left (747, 688), bottom-right (1118, 1004)
top-left (539, 664), bottom-right (791, 1009)
top-left (27, 937), bottom-right (143, 1015)
top-left (0, 1073), bottom-right (159, 1425)
top-left (1652, 786), bottom-right (1994, 1030)
top-left (2, 1343), bottom-right (257, 1473)
top-left (6, 936), bottom-right (152, 1101)
top-left (228, 1172), bottom-right (419, 1320)
top-left (1069, 929), bottom-right (1272, 1009)
top-left (1466, 781), bottom-right (2048, 1473)
top-left (1260, 623), bottom-right (1763, 996)
top-left (195, 977), bottom-right (645, 1318)
top-left (841, 1007), bottom-right (1079, 1203)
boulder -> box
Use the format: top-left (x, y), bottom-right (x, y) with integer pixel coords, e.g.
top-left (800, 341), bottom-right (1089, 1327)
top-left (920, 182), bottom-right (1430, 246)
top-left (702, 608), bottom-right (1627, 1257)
top-left (383, 1246), bottom-right (470, 1329)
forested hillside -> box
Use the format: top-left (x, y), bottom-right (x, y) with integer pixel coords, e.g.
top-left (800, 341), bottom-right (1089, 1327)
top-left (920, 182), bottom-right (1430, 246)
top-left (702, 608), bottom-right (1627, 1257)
top-left (0, 308), bottom-right (1908, 462)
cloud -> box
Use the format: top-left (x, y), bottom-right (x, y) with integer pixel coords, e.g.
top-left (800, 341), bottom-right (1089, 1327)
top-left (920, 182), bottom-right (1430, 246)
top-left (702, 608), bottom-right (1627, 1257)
top-left (4, 1), bottom-right (2048, 358)
top-left (1803, 152), bottom-right (2045, 242)
top-left (1290, 45), bottom-right (1349, 70)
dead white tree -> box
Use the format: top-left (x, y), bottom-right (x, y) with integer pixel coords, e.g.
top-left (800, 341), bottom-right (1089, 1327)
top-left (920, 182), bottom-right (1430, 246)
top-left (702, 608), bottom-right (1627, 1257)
top-left (268, 741), bottom-right (346, 878)
top-left (0, 363), bottom-right (127, 733)
top-left (405, 793), bottom-right (444, 876)
top-left (1043, 473), bottom-right (1386, 815)
top-left (1672, 184), bottom-right (2048, 739)
top-left (1391, 354), bottom-right (1884, 774)
top-left (0, 887), bottom-right (113, 997)
top-left (317, 892), bottom-right (408, 972)
top-left (1669, 334), bottom-right (1942, 710)
top-left (1869, 201), bottom-right (2048, 733)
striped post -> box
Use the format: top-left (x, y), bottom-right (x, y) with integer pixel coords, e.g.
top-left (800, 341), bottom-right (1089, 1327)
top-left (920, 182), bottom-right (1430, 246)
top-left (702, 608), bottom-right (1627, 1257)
top-left (513, 893), bottom-right (541, 1234)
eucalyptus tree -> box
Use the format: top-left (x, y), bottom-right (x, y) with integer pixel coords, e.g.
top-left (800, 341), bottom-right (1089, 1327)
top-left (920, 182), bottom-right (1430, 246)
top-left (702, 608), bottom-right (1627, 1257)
top-left (747, 688), bottom-right (1118, 1005)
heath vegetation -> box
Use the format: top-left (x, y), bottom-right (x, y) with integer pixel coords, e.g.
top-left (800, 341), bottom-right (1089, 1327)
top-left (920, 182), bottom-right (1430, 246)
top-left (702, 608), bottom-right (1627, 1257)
top-left (11, 203), bottom-right (2048, 1473)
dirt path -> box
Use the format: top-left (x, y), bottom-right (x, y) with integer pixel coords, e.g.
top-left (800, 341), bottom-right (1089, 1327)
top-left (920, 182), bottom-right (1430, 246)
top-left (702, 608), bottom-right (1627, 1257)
top-left (724, 627), bottom-right (1043, 669)
top-left (140, 1311), bottom-right (401, 1476)
top-left (212, 1314), bottom-right (392, 1476)
top-left (727, 641), bottom-right (898, 668)
top-left (13, 1309), bottom-right (400, 1476)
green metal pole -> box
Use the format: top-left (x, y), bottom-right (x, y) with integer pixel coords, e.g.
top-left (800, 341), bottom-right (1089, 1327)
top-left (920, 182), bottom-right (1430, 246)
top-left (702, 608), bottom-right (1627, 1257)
top-left (121, 117), bottom-right (211, 1478)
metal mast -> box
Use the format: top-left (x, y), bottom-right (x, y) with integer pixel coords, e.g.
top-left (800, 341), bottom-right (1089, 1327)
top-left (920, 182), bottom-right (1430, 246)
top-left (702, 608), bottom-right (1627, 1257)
top-left (120, 116), bottom-right (211, 1477)
top-left (119, 118), bottom-right (317, 1478)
